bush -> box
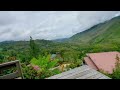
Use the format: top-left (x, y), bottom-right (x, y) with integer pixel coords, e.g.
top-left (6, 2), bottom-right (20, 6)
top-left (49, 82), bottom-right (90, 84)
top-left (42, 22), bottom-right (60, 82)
top-left (110, 54), bottom-right (120, 79)
top-left (66, 58), bottom-right (83, 69)
top-left (24, 54), bottom-right (60, 79)
top-left (111, 68), bottom-right (120, 79)
top-left (22, 64), bottom-right (38, 79)
top-left (30, 54), bottom-right (59, 70)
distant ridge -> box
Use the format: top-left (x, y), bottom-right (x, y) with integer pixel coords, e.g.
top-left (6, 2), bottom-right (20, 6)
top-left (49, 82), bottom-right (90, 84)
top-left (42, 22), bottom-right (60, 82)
top-left (66, 16), bottom-right (120, 45)
top-left (52, 38), bottom-right (68, 42)
top-left (1, 16), bottom-right (120, 46)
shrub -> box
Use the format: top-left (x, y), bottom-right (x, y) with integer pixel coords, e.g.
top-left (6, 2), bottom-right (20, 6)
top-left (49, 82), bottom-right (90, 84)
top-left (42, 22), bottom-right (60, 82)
top-left (22, 64), bottom-right (39, 79)
top-left (110, 54), bottom-right (120, 79)
top-left (28, 54), bottom-right (60, 79)
top-left (30, 54), bottom-right (59, 70)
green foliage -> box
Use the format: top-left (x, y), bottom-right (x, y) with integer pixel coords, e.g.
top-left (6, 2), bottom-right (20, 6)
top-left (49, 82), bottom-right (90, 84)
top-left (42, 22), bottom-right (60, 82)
top-left (110, 55), bottom-right (120, 79)
top-left (68, 16), bottom-right (120, 45)
top-left (22, 64), bottom-right (38, 79)
top-left (30, 36), bottom-right (39, 59)
top-left (18, 54), bottom-right (31, 65)
top-left (22, 64), bottom-right (61, 79)
top-left (1, 16), bottom-right (120, 79)
top-left (38, 68), bottom-right (61, 79)
top-left (51, 69), bottom-right (61, 75)
top-left (111, 68), bottom-right (120, 79)
top-left (22, 55), bottom-right (60, 79)
top-left (0, 54), bottom-right (4, 61)
top-left (30, 54), bottom-right (59, 70)
top-left (68, 61), bottom-right (82, 69)
top-left (0, 67), bottom-right (17, 76)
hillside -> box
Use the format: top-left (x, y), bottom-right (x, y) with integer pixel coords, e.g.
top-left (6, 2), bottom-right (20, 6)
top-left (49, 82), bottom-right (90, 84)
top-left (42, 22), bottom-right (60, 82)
top-left (67, 16), bottom-right (120, 45)
top-left (1, 15), bottom-right (120, 79)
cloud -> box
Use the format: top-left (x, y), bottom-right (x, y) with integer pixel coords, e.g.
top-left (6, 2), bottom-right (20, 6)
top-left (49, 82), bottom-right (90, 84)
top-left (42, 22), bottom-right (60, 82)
top-left (77, 11), bottom-right (120, 32)
top-left (0, 11), bottom-right (120, 42)
top-left (0, 11), bottom-right (16, 26)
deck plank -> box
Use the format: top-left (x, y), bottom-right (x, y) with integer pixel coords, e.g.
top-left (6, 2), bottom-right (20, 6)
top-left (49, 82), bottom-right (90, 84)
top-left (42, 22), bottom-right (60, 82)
top-left (59, 68), bottom-right (91, 79)
top-left (86, 73), bottom-right (103, 79)
top-left (76, 70), bottom-right (99, 79)
top-left (47, 65), bottom-right (89, 79)
top-left (47, 65), bottom-right (111, 79)
top-left (98, 76), bottom-right (111, 79)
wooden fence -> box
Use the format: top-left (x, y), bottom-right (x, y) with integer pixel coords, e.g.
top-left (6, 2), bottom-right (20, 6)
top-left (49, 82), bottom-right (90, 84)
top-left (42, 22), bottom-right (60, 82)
top-left (0, 60), bottom-right (23, 79)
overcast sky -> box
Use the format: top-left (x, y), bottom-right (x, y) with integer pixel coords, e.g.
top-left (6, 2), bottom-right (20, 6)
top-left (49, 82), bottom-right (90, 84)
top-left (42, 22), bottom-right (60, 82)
top-left (0, 11), bottom-right (120, 42)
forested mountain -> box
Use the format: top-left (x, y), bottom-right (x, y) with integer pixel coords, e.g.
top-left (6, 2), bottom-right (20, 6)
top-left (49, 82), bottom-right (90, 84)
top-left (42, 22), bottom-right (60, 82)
top-left (1, 16), bottom-right (120, 79)
top-left (66, 16), bottom-right (120, 45)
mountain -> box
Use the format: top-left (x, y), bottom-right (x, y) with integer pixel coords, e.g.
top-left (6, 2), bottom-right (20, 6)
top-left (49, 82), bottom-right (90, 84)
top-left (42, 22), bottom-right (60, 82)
top-left (0, 39), bottom-right (56, 50)
top-left (52, 38), bottom-right (68, 42)
top-left (67, 16), bottom-right (120, 45)
top-left (1, 16), bottom-right (120, 52)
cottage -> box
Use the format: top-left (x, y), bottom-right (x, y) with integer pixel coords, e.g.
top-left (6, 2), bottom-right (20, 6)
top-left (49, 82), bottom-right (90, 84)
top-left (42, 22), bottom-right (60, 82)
top-left (84, 51), bottom-right (120, 74)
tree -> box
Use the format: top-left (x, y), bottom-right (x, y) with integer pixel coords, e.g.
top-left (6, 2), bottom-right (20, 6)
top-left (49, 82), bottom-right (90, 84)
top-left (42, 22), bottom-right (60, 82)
top-left (0, 54), bottom-right (5, 63)
top-left (30, 36), bottom-right (39, 59)
top-left (111, 54), bottom-right (120, 79)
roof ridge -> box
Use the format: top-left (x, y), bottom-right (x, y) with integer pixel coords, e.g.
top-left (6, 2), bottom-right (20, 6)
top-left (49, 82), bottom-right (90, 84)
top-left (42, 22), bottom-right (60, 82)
top-left (86, 54), bottom-right (99, 70)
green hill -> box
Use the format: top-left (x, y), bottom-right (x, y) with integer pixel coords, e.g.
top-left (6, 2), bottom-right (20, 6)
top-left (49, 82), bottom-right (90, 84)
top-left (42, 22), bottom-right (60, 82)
top-left (68, 16), bottom-right (120, 45)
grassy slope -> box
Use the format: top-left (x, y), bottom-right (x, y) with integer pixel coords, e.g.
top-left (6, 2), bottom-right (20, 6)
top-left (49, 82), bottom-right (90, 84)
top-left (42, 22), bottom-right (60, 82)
top-left (68, 16), bottom-right (120, 45)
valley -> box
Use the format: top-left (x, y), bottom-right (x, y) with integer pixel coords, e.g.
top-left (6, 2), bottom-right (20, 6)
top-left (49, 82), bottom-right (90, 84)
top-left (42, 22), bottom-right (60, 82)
top-left (0, 16), bottom-right (120, 79)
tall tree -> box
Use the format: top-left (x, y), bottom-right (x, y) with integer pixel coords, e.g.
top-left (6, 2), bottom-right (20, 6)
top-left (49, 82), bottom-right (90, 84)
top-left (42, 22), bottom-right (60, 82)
top-left (30, 36), bottom-right (39, 59)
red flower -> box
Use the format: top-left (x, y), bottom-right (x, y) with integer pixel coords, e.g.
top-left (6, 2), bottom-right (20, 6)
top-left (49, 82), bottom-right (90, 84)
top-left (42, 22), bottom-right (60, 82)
top-left (32, 65), bottom-right (40, 71)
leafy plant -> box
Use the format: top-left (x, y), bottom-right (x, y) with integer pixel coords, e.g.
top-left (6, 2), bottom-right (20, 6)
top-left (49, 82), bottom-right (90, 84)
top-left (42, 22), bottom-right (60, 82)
top-left (29, 54), bottom-right (60, 78)
top-left (22, 64), bottom-right (39, 79)
top-left (110, 54), bottom-right (120, 79)
top-left (30, 54), bottom-right (59, 70)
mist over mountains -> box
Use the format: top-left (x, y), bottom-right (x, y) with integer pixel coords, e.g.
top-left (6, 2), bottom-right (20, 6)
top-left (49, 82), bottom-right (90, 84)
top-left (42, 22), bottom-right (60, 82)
top-left (0, 11), bottom-right (120, 42)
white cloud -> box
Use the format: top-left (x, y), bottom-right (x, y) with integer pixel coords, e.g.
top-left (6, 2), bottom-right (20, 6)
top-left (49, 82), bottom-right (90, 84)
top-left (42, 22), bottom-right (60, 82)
top-left (77, 11), bottom-right (120, 32)
top-left (0, 11), bottom-right (120, 42)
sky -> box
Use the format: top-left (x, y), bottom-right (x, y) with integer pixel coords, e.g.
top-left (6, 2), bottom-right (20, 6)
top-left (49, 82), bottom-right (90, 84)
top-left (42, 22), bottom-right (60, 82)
top-left (0, 11), bottom-right (120, 42)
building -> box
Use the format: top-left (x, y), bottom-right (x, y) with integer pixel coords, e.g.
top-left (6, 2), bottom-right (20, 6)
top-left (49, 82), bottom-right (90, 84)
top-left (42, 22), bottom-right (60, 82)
top-left (51, 53), bottom-right (63, 61)
top-left (84, 51), bottom-right (120, 74)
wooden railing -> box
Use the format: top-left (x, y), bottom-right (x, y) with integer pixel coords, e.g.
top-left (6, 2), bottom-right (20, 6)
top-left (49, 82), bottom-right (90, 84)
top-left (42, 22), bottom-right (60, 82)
top-left (0, 60), bottom-right (23, 79)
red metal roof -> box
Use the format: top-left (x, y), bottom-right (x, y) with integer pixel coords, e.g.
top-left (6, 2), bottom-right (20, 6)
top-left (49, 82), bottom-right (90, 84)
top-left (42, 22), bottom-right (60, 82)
top-left (84, 51), bottom-right (120, 74)
top-left (84, 57), bottom-right (98, 70)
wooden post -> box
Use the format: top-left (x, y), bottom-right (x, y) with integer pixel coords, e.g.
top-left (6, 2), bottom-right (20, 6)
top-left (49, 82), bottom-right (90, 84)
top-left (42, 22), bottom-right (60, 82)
top-left (0, 60), bottom-right (23, 79)
top-left (16, 60), bottom-right (24, 79)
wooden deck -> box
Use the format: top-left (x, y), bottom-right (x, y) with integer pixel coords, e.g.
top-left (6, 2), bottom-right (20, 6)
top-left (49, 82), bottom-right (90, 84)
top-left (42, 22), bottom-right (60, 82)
top-left (46, 65), bottom-right (111, 79)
